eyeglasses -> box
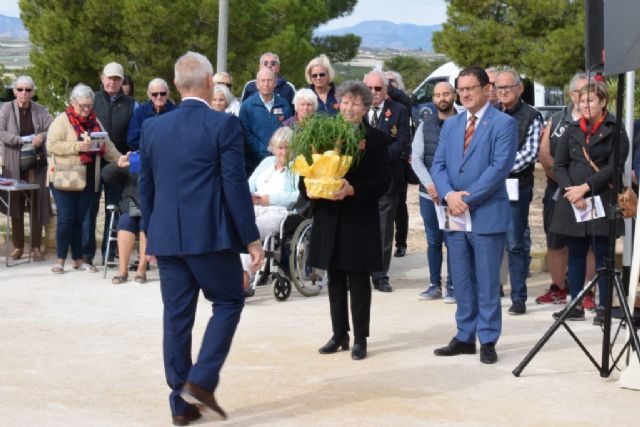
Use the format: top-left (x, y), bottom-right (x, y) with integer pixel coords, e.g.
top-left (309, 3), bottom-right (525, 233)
top-left (76, 103), bottom-right (93, 110)
top-left (311, 73), bottom-right (326, 79)
top-left (262, 60), bottom-right (279, 67)
top-left (16, 87), bottom-right (33, 93)
top-left (495, 84), bottom-right (519, 92)
top-left (456, 85), bottom-right (482, 94)
top-left (216, 82), bottom-right (232, 88)
top-left (150, 92), bottom-right (167, 97)
top-left (367, 86), bottom-right (383, 92)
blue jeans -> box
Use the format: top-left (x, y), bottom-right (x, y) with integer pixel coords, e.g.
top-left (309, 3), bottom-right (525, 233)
top-left (506, 183), bottom-right (533, 303)
top-left (51, 185), bottom-right (96, 261)
top-left (566, 236), bottom-right (608, 306)
top-left (419, 197), bottom-right (452, 292)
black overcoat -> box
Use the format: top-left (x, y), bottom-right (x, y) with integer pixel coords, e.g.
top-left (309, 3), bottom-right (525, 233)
top-left (372, 99), bottom-right (411, 193)
top-left (550, 113), bottom-right (629, 237)
top-left (300, 123), bottom-right (391, 271)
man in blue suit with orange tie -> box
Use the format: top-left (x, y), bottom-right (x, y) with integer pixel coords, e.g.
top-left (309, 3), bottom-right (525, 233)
top-left (139, 52), bottom-right (264, 425)
top-left (430, 66), bottom-right (518, 364)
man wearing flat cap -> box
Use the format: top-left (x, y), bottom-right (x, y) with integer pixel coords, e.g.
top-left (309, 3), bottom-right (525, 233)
top-left (83, 62), bottom-right (136, 266)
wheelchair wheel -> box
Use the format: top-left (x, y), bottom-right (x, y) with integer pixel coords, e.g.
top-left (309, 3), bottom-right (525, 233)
top-left (273, 275), bottom-right (292, 301)
top-left (288, 219), bottom-right (326, 297)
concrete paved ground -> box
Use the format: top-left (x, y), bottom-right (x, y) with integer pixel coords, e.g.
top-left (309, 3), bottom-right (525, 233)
top-left (0, 252), bottom-right (638, 427)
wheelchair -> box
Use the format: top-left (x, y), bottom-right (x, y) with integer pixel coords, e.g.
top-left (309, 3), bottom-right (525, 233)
top-left (247, 211), bottom-right (327, 301)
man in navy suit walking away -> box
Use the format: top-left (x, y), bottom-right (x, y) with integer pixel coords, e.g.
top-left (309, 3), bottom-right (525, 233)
top-left (430, 67), bottom-right (518, 364)
top-left (139, 51), bottom-right (264, 425)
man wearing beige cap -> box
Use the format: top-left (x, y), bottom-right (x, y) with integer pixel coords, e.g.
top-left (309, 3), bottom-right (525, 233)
top-left (82, 61), bottom-right (136, 266)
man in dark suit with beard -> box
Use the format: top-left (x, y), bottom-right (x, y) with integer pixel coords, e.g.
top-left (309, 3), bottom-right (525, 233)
top-left (363, 70), bottom-right (411, 293)
top-left (139, 51), bottom-right (264, 424)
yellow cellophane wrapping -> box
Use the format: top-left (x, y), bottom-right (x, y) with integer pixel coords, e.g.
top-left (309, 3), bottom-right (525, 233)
top-left (291, 151), bottom-right (353, 199)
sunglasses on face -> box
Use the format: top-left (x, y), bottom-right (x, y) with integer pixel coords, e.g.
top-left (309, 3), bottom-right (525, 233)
top-left (150, 92), bottom-right (167, 97)
top-left (367, 86), bottom-right (383, 92)
top-left (216, 82), bottom-right (232, 88)
top-left (311, 73), bottom-right (326, 79)
top-left (262, 60), bottom-right (279, 66)
top-left (16, 87), bottom-right (33, 93)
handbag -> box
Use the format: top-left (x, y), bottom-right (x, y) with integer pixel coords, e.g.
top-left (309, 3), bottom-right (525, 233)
top-left (20, 144), bottom-right (47, 172)
top-left (51, 154), bottom-right (86, 191)
top-left (618, 187), bottom-right (637, 218)
top-left (581, 146), bottom-right (637, 218)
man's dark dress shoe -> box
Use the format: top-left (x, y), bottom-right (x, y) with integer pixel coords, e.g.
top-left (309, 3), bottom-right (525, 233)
top-left (172, 403), bottom-right (202, 426)
top-left (480, 343), bottom-right (498, 364)
top-left (181, 382), bottom-right (227, 420)
top-left (319, 335), bottom-right (349, 354)
top-left (394, 246), bottom-right (406, 257)
top-left (373, 278), bottom-right (393, 292)
top-left (351, 339), bottom-right (367, 360)
top-left (434, 338), bottom-right (476, 356)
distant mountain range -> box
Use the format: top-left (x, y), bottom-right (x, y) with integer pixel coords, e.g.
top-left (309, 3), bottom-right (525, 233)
top-left (1, 15), bottom-right (440, 51)
top-left (315, 20), bottom-right (441, 51)
top-left (0, 14), bottom-right (28, 39)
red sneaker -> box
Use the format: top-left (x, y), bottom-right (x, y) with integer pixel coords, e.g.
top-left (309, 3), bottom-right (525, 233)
top-left (583, 291), bottom-right (596, 311)
top-left (536, 284), bottom-right (567, 304)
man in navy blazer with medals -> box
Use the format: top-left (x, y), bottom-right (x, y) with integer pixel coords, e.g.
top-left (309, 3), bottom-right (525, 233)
top-left (430, 67), bottom-right (518, 364)
top-left (138, 52), bottom-right (264, 424)
top-left (364, 70), bottom-right (411, 293)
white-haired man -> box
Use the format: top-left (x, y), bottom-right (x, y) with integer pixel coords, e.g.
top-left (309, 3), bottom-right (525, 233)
top-left (364, 70), bottom-right (411, 293)
top-left (138, 51), bottom-right (263, 424)
top-left (240, 52), bottom-right (296, 111)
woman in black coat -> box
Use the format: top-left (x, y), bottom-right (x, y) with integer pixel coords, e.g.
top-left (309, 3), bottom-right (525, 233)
top-left (299, 81), bottom-right (391, 360)
top-left (550, 82), bottom-right (629, 321)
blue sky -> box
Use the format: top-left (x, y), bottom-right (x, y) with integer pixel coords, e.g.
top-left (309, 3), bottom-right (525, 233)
top-left (1, 0), bottom-right (447, 28)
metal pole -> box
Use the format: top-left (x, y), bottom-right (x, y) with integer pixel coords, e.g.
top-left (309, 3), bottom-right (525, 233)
top-left (216, 0), bottom-right (229, 73)
top-left (623, 71), bottom-right (635, 270)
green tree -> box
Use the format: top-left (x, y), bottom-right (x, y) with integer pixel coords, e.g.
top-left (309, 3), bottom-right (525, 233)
top-left (20, 0), bottom-right (128, 111)
top-left (384, 56), bottom-right (446, 92)
top-left (312, 34), bottom-right (361, 63)
top-left (432, 0), bottom-right (585, 87)
top-left (19, 0), bottom-right (359, 109)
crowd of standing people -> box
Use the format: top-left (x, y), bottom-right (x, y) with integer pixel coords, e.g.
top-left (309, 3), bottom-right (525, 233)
top-left (0, 48), bottom-right (633, 424)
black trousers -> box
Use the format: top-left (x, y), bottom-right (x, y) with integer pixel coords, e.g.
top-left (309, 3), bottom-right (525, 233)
top-left (394, 187), bottom-right (408, 248)
top-left (328, 269), bottom-right (371, 340)
top-left (371, 192), bottom-right (399, 280)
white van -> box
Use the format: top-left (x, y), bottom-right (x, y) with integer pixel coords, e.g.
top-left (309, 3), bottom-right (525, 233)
top-left (411, 62), bottom-right (564, 122)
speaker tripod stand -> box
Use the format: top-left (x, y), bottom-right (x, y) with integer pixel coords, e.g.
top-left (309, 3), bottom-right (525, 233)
top-left (513, 262), bottom-right (640, 377)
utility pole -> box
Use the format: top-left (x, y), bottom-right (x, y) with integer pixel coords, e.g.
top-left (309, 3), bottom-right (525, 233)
top-left (216, 0), bottom-right (229, 72)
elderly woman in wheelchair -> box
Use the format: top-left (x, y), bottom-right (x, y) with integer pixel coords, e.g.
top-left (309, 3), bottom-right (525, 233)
top-left (241, 126), bottom-right (299, 291)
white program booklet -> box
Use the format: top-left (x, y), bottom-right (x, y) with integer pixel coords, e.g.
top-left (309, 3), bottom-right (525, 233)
top-left (436, 206), bottom-right (472, 232)
top-left (572, 196), bottom-right (605, 223)
top-left (506, 178), bottom-right (519, 201)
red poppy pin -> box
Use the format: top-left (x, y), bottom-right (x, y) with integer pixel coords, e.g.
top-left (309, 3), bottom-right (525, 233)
top-left (384, 110), bottom-right (392, 118)
top-left (358, 139), bottom-right (366, 150)
top-left (332, 103), bottom-right (339, 110)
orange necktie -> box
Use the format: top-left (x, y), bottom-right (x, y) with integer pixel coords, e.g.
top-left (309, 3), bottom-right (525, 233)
top-left (464, 115), bottom-right (477, 153)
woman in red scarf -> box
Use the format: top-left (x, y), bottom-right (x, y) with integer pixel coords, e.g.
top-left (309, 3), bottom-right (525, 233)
top-left (550, 82), bottom-right (629, 322)
top-left (46, 84), bottom-right (124, 274)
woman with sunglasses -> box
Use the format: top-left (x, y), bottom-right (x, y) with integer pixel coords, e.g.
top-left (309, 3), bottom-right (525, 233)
top-left (46, 83), bottom-right (125, 274)
top-left (304, 54), bottom-right (338, 116)
top-left (127, 78), bottom-right (176, 151)
top-left (0, 75), bottom-right (53, 262)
